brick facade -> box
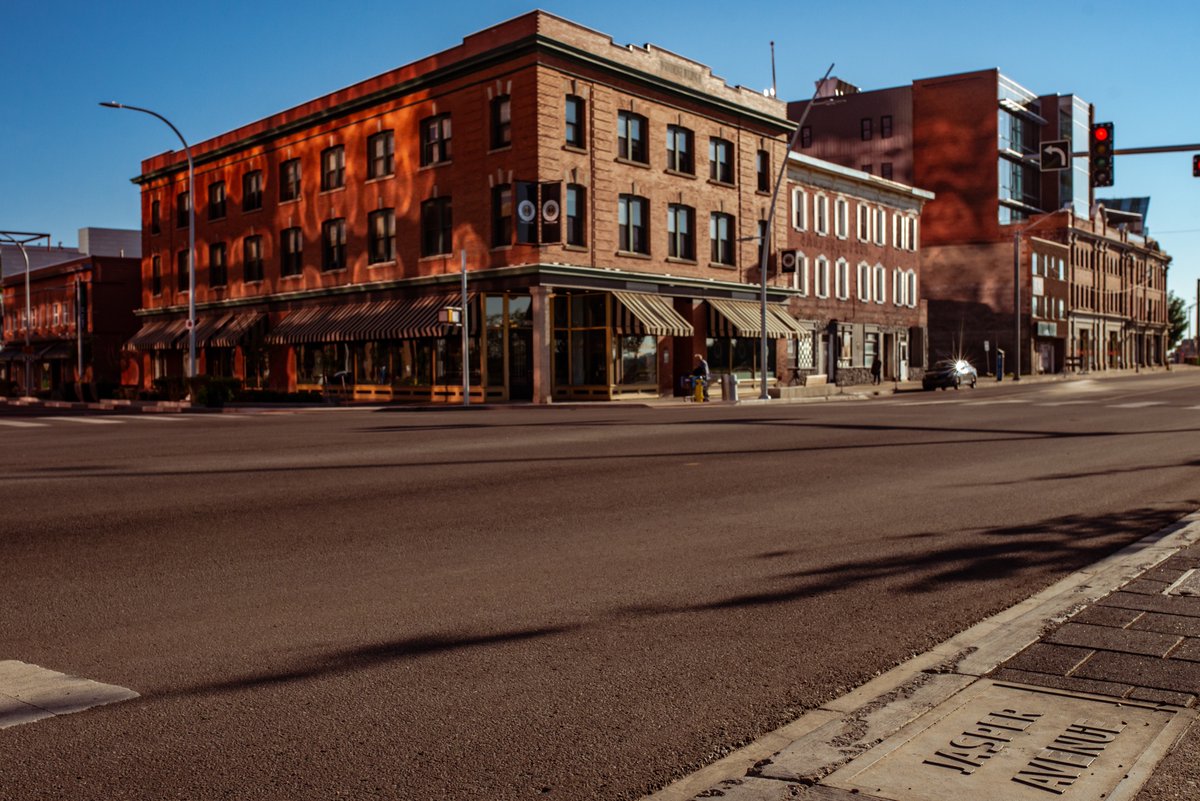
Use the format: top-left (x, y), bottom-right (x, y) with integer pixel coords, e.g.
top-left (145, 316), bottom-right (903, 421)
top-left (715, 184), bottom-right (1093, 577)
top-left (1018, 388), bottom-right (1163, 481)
top-left (126, 12), bottom-right (928, 401)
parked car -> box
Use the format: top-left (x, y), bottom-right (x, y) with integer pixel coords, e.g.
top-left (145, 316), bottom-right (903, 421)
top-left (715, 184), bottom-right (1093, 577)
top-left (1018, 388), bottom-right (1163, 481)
top-left (922, 359), bottom-right (978, 390)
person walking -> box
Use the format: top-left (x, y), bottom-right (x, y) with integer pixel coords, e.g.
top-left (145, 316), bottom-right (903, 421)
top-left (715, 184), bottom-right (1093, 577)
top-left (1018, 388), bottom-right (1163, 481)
top-left (870, 355), bottom-right (882, 385)
top-left (691, 353), bottom-right (711, 402)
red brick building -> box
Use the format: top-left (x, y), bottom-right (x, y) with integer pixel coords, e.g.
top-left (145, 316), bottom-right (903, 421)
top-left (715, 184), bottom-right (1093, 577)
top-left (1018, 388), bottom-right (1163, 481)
top-left (784, 154), bottom-right (932, 385)
top-left (1, 252), bottom-right (140, 398)
top-left (127, 12), bottom-right (820, 402)
top-left (791, 69), bottom-right (1169, 376)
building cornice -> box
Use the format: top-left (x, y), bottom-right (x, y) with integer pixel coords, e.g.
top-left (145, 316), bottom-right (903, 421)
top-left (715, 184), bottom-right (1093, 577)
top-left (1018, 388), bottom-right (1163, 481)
top-left (132, 32), bottom-right (792, 186)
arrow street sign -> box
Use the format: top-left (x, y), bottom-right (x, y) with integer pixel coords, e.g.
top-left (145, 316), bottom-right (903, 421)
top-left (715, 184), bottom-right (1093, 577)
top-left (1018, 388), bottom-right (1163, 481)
top-left (1040, 139), bottom-right (1071, 172)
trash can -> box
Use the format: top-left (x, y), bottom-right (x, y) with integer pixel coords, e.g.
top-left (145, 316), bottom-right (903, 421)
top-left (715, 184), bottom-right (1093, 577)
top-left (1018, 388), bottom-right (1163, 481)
top-left (721, 373), bottom-right (739, 403)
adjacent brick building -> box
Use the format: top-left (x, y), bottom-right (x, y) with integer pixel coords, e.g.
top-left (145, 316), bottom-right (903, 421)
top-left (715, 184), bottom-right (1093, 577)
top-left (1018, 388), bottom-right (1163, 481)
top-left (784, 154), bottom-right (932, 385)
top-left (792, 69), bottom-right (1169, 376)
top-left (124, 12), bottom-right (937, 402)
top-left (1, 247), bottom-right (141, 398)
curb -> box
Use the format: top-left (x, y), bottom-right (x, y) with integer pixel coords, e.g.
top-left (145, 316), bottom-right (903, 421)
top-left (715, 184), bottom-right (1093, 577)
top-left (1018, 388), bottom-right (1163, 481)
top-left (642, 510), bottom-right (1200, 801)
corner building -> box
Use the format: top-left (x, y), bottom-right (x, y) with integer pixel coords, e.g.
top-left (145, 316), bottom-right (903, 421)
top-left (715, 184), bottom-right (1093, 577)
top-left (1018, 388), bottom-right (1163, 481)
top-left (129, 12), bottom-right (808, 402)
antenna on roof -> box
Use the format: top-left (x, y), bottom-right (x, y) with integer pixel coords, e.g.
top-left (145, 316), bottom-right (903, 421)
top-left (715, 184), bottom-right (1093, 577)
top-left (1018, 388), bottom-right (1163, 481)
top-left (770, 41), bottom-right (777, 98)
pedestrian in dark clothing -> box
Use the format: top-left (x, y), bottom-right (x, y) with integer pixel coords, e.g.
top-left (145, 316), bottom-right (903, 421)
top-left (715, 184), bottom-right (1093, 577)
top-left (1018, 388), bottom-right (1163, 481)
top-left (692, 354), bottom-right (711, 401)
top-left (871, 355), bottom-right (882, 385)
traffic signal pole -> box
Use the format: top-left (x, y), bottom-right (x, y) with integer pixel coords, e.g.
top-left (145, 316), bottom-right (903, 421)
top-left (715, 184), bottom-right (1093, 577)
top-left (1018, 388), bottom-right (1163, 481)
top-left (1072, 143), bottom-right (1200, 157)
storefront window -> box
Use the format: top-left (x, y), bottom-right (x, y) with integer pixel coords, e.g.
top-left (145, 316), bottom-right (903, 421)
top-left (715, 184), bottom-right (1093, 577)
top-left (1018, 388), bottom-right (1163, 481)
top-left (705, 338), bottom-right (775, 379)
top-left (392, 340), bottom-right (433, 386)
top-left (298, 343), bottom-right (349, 385)
top-left (436, 337), bottom-right (481, 386)
top-left (571, 329), bottom-right (607, 385)
top-left (616, 335), bottom-right (656, 385)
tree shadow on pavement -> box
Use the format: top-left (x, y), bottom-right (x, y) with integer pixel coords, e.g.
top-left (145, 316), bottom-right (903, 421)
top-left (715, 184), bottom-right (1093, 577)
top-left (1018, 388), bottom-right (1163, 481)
top-left (152, 503), bottom-right (1198, 703)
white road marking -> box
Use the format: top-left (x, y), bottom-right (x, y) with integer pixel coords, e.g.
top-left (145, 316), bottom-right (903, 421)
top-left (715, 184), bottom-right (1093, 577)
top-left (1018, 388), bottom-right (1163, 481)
top-left (0, 419), bottom-right (48, 428)
top-left (1037, 401), bottom-right (1094, 406)
top-left (967, 399), bottom-right (1029, 405)
top-left (1109, 401), bottom-right (1166, 409)
top-left (108, 415), bottom-right (188, 422)
top-left (0, 660), bottom-right (138, 729)
top-left (39, 416), bottom-right (123, 425)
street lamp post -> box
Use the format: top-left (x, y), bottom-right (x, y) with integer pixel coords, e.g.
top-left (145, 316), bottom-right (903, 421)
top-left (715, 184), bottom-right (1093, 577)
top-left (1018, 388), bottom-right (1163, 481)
top-left (0, 231), bottom-right (49, 397)
top-left (100, 102), bottom-right (196, 378)
top-left (755, 64), bottom-right (834, 400)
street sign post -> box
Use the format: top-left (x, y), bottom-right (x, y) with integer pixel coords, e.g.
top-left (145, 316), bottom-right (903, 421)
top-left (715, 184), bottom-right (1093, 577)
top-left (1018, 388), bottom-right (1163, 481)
top-left (1039, 140), bottom-right (1071, 172)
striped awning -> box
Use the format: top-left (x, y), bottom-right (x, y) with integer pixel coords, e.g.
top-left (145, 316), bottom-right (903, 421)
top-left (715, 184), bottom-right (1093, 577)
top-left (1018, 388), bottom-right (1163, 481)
top-left (126, 317), bottom-right (189, 351)
top-left (192, 312), bottom-right (236, 347)
top-left (266, 295), bottom-right (475, 345)
top-left (708, 298), bottom-right (807, 338)
top-left (209, 312), bottom-right (265, 348)
top-left (612, 291), bottom-right (693, 337)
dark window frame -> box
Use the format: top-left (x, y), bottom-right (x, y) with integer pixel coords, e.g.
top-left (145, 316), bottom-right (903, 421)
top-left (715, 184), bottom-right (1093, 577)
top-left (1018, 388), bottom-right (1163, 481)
top-left (800, 126), bottom-right (812, 149)
top-left (151, 255), bottom-right (162, 296)
top-left (709, 138), bottom-right (734, 184)
top-left (321, 218), bottom-right (346, 271)
top-left (617, 194), bottom-right (649, 254)
top-left (491, 95), bottom-right (511, 149)
top-left (491, 184), bottom-right (513, 247)
top-left (565, 95), bottom-right (585, 148)
top-left (420, 114), bottom-right (452, 166)
top-left (176, 249), bottom-right (189, 292)
top-left (617, 111), bottom-right (648, 164)
top-left (367, 208), bottom-right (396, 264)
top-left (710, 212), bottom-right (735, 266)
top-left (756, 149), bottom-right (770, 192)
top-left (209, 242), bottom-right (227, 288)
top-left (208, 181), bottom-right (227, 221)
top-left (861, 118), bottom-right (873, 141)
top-left (242, 170), bottom-right (263, 212)
top-left (667, 203), bottom-right (695, 261)
top-left (881, 115), bottom-right (893, 139)
top-left (176, 191), bottom-right (189, 228)
top-left (420, 197), bottom-right (453, 257)
top-left (367, 130), bottom-right (395, 179)
top-left (280, 159), bottom-right (301, 202)
top-left (666, 125), bottom-right (694, 174)
top-left (150, 200), bottom-right (161, 235)
top-left (243, 235), bottom-right (264, 282)
top-left (566, 184), bottom-right (586, 247)
top-left (320, 145), bottom-right (345, 191)
top-left (280, 227), bottom-right (303, 277)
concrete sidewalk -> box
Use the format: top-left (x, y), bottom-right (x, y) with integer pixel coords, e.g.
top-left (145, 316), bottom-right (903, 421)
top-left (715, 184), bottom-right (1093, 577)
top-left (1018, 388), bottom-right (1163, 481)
top-left (648, 512), bottom-right (1200, 801)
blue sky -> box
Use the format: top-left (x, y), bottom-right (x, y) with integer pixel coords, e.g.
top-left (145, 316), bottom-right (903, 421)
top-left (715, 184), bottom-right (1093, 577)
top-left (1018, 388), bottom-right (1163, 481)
top-left (3, 0), bottom-right (1197, 306)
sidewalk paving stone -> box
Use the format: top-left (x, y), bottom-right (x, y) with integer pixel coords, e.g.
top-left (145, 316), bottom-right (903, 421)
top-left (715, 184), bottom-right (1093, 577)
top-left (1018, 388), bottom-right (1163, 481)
top-left (1072, 650), bottom-right (1200, 694)
top-left (1001, 642), bottom-right (1093, 674)
top-left (1130, 611), bottom-right (1200, 638)
top-left (990, 667), bottom-right (1134, 699)
top-left (1046, 622), bottom-right (1182, 657)
top-left (1169, 639), bottom-right (1200, 662)
top-left (1099, 591), bottom-right (1200, 616)
top-left (1070, 604), bottom-right (1144, 628)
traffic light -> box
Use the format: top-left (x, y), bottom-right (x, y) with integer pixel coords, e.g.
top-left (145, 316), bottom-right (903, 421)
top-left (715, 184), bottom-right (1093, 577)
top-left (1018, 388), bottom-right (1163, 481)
top-left (1193, 154), bottom-right (1200, 177)
top-left (1090, 122), bottom-right (1114, 187)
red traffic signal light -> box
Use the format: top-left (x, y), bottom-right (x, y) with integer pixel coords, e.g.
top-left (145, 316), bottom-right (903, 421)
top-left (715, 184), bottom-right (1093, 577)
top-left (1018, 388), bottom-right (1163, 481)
top-left (1090, 122), bottom-right (1114, 187)
top-left (1193, 154), bottom-right (1200, 177)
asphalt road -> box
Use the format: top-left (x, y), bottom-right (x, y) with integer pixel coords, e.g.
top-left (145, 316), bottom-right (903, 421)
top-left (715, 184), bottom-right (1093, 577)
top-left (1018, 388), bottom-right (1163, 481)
top-left (3, 371), bottom-right (1200, 800)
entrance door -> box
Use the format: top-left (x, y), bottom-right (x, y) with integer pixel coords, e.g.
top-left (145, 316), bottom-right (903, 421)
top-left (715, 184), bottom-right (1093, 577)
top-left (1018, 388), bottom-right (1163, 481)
top-left (507, 295), bottom-right (533, 401)
top-left (508, 329), bottom-right (532, 400)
